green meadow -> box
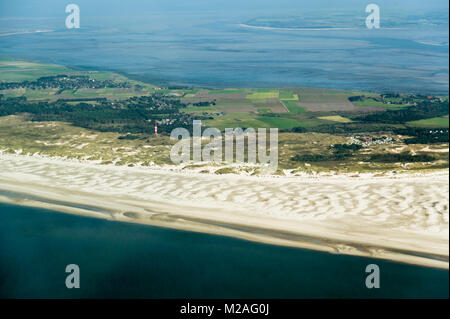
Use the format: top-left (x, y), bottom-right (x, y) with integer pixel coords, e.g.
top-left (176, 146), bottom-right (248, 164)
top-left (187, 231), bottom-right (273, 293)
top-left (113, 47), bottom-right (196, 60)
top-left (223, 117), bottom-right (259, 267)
top-left (407, 116), bottom-right (449, 128)
top-left (246, 91), bottom-right (279, 99)
top-left (353, 97), bottom-right (410, 110)
top-left (281, 100), bottom-right (305, 114)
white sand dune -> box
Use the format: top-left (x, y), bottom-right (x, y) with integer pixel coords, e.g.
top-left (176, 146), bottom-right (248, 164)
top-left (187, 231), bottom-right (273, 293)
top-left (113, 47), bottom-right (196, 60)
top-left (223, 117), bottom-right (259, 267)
top-left (0, 153), bottom-right (448, 268)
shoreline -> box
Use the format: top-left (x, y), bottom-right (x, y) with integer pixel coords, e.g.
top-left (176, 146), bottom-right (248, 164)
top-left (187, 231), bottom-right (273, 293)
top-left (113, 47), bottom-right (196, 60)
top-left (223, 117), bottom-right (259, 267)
top-left (1, 194), bottom-right (448, 268)
top-left (1, 153), bottom-right (448, 269)
top-left (2, 54), bottom-right (448, 96)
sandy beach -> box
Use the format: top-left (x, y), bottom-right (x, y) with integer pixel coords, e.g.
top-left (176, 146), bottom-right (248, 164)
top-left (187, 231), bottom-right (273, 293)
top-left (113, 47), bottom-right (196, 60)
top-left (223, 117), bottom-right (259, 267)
top-left (0, 153), bottom-right (448, 269)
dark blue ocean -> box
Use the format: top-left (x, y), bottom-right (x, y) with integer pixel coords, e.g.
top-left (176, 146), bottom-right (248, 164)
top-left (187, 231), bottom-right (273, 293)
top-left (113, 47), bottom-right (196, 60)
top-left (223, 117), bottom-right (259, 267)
top-left (0, 203), bottom-right (448, 298)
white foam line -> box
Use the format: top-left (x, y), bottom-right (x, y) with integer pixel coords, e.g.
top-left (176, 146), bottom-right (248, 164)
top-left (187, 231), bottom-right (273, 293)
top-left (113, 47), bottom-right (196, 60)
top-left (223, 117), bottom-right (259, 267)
top-left (0, 30), bottom-right (54, 37)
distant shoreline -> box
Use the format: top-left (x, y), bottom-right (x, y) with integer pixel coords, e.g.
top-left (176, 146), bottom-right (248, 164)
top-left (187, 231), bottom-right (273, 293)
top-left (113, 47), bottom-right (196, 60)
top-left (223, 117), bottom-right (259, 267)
top-left (1, 54), bottom-right (448, 97)
top-left (1, 42), bottom-right (448, 94)
top-left (238, 23), bottom-right (357, 31)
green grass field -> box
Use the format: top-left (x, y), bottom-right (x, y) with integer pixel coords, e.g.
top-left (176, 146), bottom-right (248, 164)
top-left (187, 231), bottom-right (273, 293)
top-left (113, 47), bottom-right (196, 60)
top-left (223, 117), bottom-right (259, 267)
top-left (353, 97), bottom-right (410, 109)
top-left (0, 56), bottom-right (156, 99)
top-left (180, 105), bottom-right (220, 113)
top-left (293, 88), bottom-right (357, 103)
top-left (279, 91), bottom-right (299, 101)
top-left (282, 100), bottom-right (305, 114)
top-left (0, 57), bottom-right (72, 81)
top-left (208, 89), bottom-right (248, 94)
top-left (407, 116), bottom-right (449, 128)
top-left (257, 116), bottom-right (303, 129)
top-left (204, 112), bottom-right (268, 130)
top-left (246, 91), bottom-right (279, 99)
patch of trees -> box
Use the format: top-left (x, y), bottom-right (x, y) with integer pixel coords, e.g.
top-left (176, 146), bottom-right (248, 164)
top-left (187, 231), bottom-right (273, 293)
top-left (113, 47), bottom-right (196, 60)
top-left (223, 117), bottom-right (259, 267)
top-left (282, 123), bottom-right (400, 134)
top-left (393, 127), bottom-right (449, 144)
top-left (0, 75), bottom-right (131, 91)
top-left (357, 100), bottom-right (449, 123)
top-left (367, 152), bottom-right (436, 163)
top-left (167, 85), bottom-right (192, 90)
top-left (404, 135), bottom-right (449, 144)
top-left (348, 96), bottom-right (364, 102)
top-left (291, 153), bottom-right (351, 162)
top-left (0, 95), bottom-right (193, 135)
top-left (118, 134), bottom-right (141, 140)
top-left (291, 148), bottom-right (359, 161)
top-left (330, 144), bottom-right (363, 152)
top-left (191, 101), bottom-right (216, 106)
top-left (292, 143), bottom-right (362, 162)
top-left (292, 150), bottom-right (436, 164)
top-left (381, 93), bottom-right (400, 99)
top-left (56, 98), bottom-right (107, 102)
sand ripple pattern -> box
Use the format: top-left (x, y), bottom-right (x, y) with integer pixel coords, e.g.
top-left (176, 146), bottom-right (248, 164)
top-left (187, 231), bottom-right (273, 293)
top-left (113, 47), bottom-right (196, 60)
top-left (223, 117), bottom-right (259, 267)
top-left (1, 155), bottom-right (448, 235)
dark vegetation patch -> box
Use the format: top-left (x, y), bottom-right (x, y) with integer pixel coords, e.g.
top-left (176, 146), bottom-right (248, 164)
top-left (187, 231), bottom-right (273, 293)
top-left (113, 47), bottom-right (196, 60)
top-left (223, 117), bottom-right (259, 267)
top-left (0, 74), bottom-right (130, 90)
top-left (357, 100), bottom-right (449, 123)
top-left (367, 152), bottom-right (436, 163)
top-left (393, 127), bottom-right (449, 144)
top-left (0, 95), bottom-right (192, 135)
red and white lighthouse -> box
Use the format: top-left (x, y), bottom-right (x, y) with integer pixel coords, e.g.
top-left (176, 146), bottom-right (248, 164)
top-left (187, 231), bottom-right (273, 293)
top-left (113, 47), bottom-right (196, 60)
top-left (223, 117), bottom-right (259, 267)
top-left (154, 123), bottom-right (158, 135)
